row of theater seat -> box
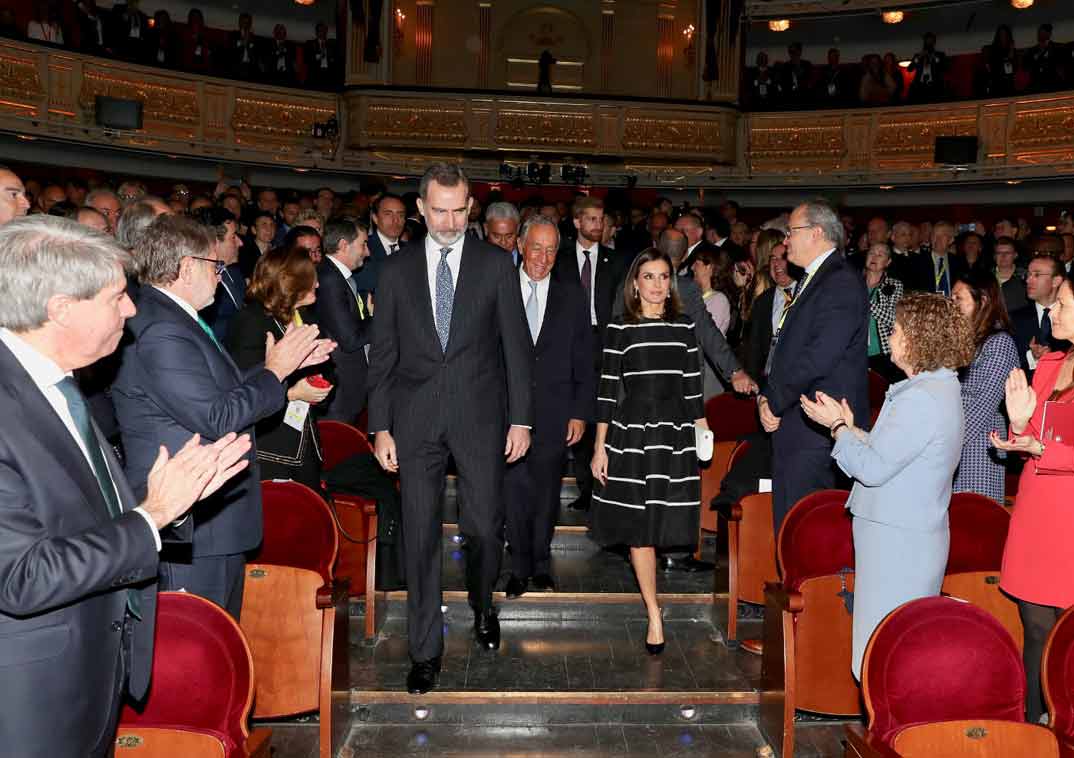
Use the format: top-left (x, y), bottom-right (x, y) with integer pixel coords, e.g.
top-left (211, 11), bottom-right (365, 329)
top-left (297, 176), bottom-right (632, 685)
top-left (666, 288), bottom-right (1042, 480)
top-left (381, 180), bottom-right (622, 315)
top-left (116, 420), bottom-right (378, 758)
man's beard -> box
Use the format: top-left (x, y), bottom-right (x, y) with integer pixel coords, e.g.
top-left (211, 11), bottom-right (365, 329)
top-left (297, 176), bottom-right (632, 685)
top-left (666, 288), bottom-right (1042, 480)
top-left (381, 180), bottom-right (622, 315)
top-left (428, 228), bottom-right (464, 247)
top-left (579, 228), bottom-right (602, 244)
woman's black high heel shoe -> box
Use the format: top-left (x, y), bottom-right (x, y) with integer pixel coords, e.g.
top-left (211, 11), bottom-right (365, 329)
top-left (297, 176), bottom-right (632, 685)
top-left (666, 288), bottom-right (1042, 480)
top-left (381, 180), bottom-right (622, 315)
top-left (645, 640), bottom-right (665, 656)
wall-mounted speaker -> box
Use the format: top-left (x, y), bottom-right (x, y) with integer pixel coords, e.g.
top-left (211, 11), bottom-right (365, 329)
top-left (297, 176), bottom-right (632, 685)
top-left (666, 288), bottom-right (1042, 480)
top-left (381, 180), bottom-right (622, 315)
top-left (95, 96), bottom-right (143, 131)
top-left (933, 136), bottom-right (978, 165)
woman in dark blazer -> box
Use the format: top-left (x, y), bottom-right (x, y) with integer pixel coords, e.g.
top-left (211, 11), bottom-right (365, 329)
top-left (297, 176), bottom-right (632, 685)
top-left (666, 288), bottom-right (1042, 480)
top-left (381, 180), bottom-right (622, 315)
top-left (863, 242), bottom-right (904, 382)
top-left (227, 246), bottom-right (332, 490)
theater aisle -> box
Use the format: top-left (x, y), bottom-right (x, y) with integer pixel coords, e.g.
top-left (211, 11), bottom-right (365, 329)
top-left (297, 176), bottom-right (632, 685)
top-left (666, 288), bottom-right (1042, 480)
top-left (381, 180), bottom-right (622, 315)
top-left (262, 477), bottom-right (849, 757)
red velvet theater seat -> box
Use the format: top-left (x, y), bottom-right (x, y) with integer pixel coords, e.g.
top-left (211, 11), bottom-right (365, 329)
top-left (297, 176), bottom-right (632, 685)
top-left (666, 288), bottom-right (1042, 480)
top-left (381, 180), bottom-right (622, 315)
top-left (867, 369), bottom-right (889, 426)
top-left (941, 492), bottom-right (1022, 650)
top-left (317, 419), bottom-right (380, 638)
top-left (117, 592), bottom-right (271, 758)
top-left (241, 481), bottom-right (350, 758)
top-left (697, 394), bottom-right (760, 556)
top-left (1043, 606), bottom-right (1074, 755)
top-left (759, 489), bottom-right (857, 757)
top-left (845, 596), bottom-right (1056, 757)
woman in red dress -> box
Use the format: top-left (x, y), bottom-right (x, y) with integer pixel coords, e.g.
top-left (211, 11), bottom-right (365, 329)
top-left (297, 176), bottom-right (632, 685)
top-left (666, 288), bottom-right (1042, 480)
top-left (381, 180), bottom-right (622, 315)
top-left (993, 273), bottom-right (1074, 723)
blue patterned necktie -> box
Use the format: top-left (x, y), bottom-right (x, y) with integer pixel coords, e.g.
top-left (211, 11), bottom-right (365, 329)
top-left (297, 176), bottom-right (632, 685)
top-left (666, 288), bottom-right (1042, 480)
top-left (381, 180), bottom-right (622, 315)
top-left (435, 246), bottom-right (454, 351)
top-left (54, 376), bottom-right (141, 619)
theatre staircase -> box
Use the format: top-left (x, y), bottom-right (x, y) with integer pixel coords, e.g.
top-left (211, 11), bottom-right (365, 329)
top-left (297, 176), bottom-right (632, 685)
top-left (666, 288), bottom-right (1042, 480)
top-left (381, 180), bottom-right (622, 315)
top-left (265, 475), bottom-right (852, 758)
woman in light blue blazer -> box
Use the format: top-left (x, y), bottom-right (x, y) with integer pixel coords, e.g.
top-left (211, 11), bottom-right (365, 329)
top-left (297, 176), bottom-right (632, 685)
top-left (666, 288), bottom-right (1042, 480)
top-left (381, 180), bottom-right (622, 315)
top-left (800, 293), bottom-right (976, 678)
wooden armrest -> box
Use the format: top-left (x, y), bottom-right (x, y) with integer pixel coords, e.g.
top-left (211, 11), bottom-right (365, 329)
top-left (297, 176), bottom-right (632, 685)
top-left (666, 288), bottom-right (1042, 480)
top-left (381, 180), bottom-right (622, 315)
top-left (362, 501), bottom-right (377, 515)
top-left (316, 579), bottom-right (351, 609)
top-left (245, 727), bottom-right (272, 758)
top-left (712, 499), bottom-right (740, 522)
top-left (845, 724), bottom-right (899, 758)
top-left (764, 582), bottom-right (803, 614)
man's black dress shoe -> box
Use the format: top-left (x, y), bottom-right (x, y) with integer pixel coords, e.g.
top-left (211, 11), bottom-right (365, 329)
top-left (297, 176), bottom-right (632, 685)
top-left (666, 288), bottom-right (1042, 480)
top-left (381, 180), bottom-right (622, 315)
top-left (407, 657), bottom-right (441, 695)
top-left (505, 575), bottom-right (528, 598)
top-left (474, 608), bottom-right (501, 650)
top-left (531, 573), bottom-right (557, 592)
top-left (660, 556), bottom-right (715, 573)
top-left (567, 495), bottom-right (591, 512)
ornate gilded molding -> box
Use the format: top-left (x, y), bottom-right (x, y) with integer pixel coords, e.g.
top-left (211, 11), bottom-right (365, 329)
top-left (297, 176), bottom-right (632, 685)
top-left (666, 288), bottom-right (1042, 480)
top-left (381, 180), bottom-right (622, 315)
top-left (0, 54), bottom-right (43, 109)
top-left (364, 103), bottom-right (467, 144)
top-left (622, 114), bottom-right (724, 157)
top-left (495, 110), bottom-right (595, 148)
top-left (746, 0), bottom-right (971, 17)
top-left (79, 69), bottom-right (199, 127)
top-left (231, 96), bottom-right (335, 142)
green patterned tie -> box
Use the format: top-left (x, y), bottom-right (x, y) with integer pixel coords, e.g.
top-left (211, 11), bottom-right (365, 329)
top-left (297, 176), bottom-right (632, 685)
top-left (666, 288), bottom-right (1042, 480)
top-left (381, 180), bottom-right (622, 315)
top-left (196, 316), bottom-right (224, 352)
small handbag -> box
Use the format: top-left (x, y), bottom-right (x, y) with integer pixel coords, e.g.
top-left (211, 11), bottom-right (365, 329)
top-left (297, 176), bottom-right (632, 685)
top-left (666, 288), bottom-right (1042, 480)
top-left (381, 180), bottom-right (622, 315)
top-left (695, 425), bottom-right (714, 462)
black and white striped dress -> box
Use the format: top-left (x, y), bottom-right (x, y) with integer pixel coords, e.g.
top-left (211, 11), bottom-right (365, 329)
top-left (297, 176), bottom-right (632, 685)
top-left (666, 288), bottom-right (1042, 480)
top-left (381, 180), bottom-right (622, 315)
top-left (591, 315), bottom-right (705, 548)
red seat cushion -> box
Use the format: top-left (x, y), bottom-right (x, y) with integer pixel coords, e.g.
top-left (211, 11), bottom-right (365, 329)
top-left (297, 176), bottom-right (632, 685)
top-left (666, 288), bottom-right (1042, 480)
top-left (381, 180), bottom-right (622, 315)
top-left (1045, 607), bottom-right (1074, 740)
top-left (867, 370), bottom-right (889, 415)
top-left (864, 596), bottom-right (1025, 745)
top-left (255, 480), bottom-right (338, 584)
top-left (705, 394), bottom-right (759, 442)
top-left (946, 492), bottom-right (1010, 574)
top-left (317, 420), bottom-right (373, 471)
top-left (120, 592), bottom-right (253, 755)
top-left (778, 489), bottom-right (853, 592)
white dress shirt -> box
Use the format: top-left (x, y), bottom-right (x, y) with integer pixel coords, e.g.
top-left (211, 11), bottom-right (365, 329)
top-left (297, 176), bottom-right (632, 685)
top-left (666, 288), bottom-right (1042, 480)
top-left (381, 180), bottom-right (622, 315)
top-left (425, 235), bottom-right (463, 307)
top-left (0, 329), bottom-right (160, 550)
top-left (328, 252), bottom-right (352, 280)
top-left (378, 229), bottom-right (400, 256)
top-left (519, 267), bottom-right (551, 340)
top-left (687, 239), bottom-right (704, 257)
top-left (576, 240), bottom-right (599, 326)
top-left (770, 283), bottom-right (793, 336)
top-left (154, 285), bottom-right (202, 320)
top-left (1027, 300), bottom-right (1053, 370)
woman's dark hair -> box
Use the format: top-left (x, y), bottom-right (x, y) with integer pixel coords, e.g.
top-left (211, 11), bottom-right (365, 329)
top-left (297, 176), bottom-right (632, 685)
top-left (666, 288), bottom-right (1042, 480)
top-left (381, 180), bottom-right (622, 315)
top-left (953, 269), bottom-right (1011, 348)
top-left (248, 247), bottom-right (317, 322)
top-left (622, 247), bottom-right (682, 323)
top-left (692, 246), bottom-right (735, 297)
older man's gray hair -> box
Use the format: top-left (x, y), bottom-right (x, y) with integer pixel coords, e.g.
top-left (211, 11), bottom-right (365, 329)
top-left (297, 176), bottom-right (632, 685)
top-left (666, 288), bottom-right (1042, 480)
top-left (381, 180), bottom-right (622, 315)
top-left (798, 201), bottom-right (845, 251)
top-left (137, 214), bottom-right (215, 287)
top-left (518, 214), bottom-right (559, 247)
top-left (116, 196), bottom-right (167, 250)
top-left (485, 201), bottom-right (520, 226)
top-left (85, 187), bottom-right (120, 208)
top-left (0, 215), bottom-right (133, 332)
top-left (419, 162), bottom-right (469, 200)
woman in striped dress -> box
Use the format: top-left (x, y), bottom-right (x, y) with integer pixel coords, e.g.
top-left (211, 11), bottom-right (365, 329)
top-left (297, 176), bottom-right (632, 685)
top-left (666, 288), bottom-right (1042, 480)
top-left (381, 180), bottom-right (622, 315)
top-left (590, 248), bottom-right (709, 655)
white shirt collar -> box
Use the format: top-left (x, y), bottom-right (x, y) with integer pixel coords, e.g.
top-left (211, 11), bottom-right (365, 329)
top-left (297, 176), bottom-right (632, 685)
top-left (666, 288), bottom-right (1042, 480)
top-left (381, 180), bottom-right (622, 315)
top-left (378, 229), bottom-right (399, 253)
top-left (688, 239), bottom-right (703, 254)
top-left (519, 266), bottom-right (550, 291)
top-left (153, 286), bottom-right (201, 322)
top-left (328, 253), bottom-right (352, 279)
top-left (576, 238), bottom-right (598, 255)
top-left (0, 328), bottom-right (67, 391)
top-left (805, 248), bottom-right (836, 278)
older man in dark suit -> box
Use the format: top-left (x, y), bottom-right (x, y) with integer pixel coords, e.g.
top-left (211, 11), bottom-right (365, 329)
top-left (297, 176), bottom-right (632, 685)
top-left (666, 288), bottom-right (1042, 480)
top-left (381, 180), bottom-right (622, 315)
top-left (504, 215), bottom-right (593, 598)
top-left (315, 217), bottom-right (373, 423)
top-left (759, 201), bottom-right (869, 530)
top-left (368, 163), bottom-right (532, 695)
top-left (113, 215), bottom-right (334, 618)
top-left (0, 216), bottom-right (250, 757)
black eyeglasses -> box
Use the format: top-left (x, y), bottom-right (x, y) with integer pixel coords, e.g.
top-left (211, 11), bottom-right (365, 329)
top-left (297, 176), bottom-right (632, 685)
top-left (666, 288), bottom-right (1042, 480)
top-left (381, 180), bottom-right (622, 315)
top-left (189, 256), bottom-right (227, 275)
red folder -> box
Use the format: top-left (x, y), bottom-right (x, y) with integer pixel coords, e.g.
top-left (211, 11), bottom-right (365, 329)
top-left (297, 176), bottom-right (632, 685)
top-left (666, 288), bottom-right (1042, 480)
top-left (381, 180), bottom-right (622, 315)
top-left (1041, 401), bottom-right (1074, 445)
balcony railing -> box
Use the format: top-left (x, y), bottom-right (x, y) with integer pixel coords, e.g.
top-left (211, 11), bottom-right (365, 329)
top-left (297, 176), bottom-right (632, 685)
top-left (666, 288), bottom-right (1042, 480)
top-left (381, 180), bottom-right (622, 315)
top-left (1, 40), bottom-right (1073, 189)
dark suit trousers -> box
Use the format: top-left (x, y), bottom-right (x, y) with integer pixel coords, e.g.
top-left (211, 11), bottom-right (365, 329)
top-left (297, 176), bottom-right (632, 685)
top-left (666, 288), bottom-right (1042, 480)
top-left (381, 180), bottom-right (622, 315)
top-left (772, 429), bottom-right (835, 532)
top-left (159, 553), bottom-right (246, 619)
top-left (505, 439), bottom-right (566, 578)
top-left (398, 425), bottom-right (505, 662)
top-left (571, 330), bottom-right (604, 501)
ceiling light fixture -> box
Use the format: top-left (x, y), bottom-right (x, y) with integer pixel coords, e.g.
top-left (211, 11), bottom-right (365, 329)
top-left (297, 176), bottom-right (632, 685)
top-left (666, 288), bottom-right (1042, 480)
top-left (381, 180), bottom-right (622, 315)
top-left (882, 11), bottom-right (904, 24)
top-left (294, 0), bottom-right (315, 6)
top-left (768, 19), bottom-right (790, 32)
top-left (1010, 0), bottom-right (1034, 8)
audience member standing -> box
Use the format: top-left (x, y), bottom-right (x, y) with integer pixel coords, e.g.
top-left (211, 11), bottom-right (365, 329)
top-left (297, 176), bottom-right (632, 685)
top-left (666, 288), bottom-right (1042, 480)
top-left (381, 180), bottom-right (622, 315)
top-left (368, 163), bottom-right (532, 695)
top-left (353, 193), bottom-right (406, 295)
top-left (194, 207), bottom-right (245, 344)
top-left (759, 201), bottom-right (868, 530)
top-left (745, 236), bottom-right (797, 387)
top-left (0, 216), bottom-right (250, 756)
top-left (907, 32), bottom-right (947, 102)
top-left (778, 42), bottom-right (812, 105)
top-left (983, 25), bottom-right (1018, 98)
top-left (228, 13), bottom-right (261, 81)
top-left (1011, 253), bottom-right (1069, 379)
top-left (863, 243), bottom-right (904, 382)
top-left (483, 201), bottom-right (521, 263)
top-left (504, 216), bottom-right (593, 598)
top-left (113, 215), bottom-right (333, 618)
top-left (995, 236), bottom-right (1028, 313)
top-left (263, 24), bottom-right (297, 86)
top-left (802, 293), bottom-right (973, 678)
top-left (315, 218), bottom-right (373, 423)
top-left (27, 2), bottom-right (64, 46)
top-left (994, 272), bottom-right (1074, 723)
top-left (0, 167), bottom-right (30, 224)
top-left (951, 271), bottom-right (1019, 502)
top-left (181, 9), bottom-right (212, 74)
top-left (1026, 24), bottom-right (1060, 93)
top-left (305, 22), bottom-right (340, 89)
top-left (591, 248), bottom-right (709, 654)
top-left (906, 221), bottom-right (963, 295)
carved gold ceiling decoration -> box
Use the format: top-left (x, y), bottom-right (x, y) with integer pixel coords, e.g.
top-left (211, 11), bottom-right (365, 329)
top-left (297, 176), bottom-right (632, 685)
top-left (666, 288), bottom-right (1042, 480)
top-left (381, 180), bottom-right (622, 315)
top-left (364, 104), bottom-right (467, 144)
top-left (622, 116), bottom-right (724, 157)
top-left (495, 110), bottom-right (596, 148)
top-left (1009, 106), bottom-right (1074, 150)
top-left (0, 55), bottom-right (43, 107)
top-left (79, 70), bottom-right (199, 126)
top-left (873, 114), bottom-right (977, 156)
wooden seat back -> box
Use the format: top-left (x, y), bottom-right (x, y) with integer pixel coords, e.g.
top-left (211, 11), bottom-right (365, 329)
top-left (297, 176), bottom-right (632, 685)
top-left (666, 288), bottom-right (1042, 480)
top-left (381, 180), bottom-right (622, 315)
top-left (705, 393), bottom-right (759, 442)
top-left (242, 481), bottom-right (349, 758)
top-left (891, 720), bottom-right (1059, 757)
top-left (946, 493), bottom-right (1009, 574)
top-left (941, 572), bottom-right (1023, 651)
top-left (735, 492), bottom-right (777, 606)
top-left (698, 440), bottom-right (739, 537)
top-left (118, 591), bottom-right (269, 758)
top-left (776, 489), bottom-right (852, 591)
top-left (793, 572), bottom-right (860, 716)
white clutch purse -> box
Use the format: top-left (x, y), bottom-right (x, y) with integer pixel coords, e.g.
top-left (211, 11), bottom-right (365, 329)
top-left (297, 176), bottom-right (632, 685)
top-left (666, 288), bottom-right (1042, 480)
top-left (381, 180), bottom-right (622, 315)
top-left (695, 425), bottom-right (714, 462)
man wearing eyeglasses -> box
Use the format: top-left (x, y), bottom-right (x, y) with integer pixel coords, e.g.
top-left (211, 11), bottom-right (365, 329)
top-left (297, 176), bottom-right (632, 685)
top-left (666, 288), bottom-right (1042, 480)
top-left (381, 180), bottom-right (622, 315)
top-left (113, 214), bottom-right (336, 618)
top-left (85, 188), bottom-right (122, 237)
top-left (759, 201), bottom-right (869, 533)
